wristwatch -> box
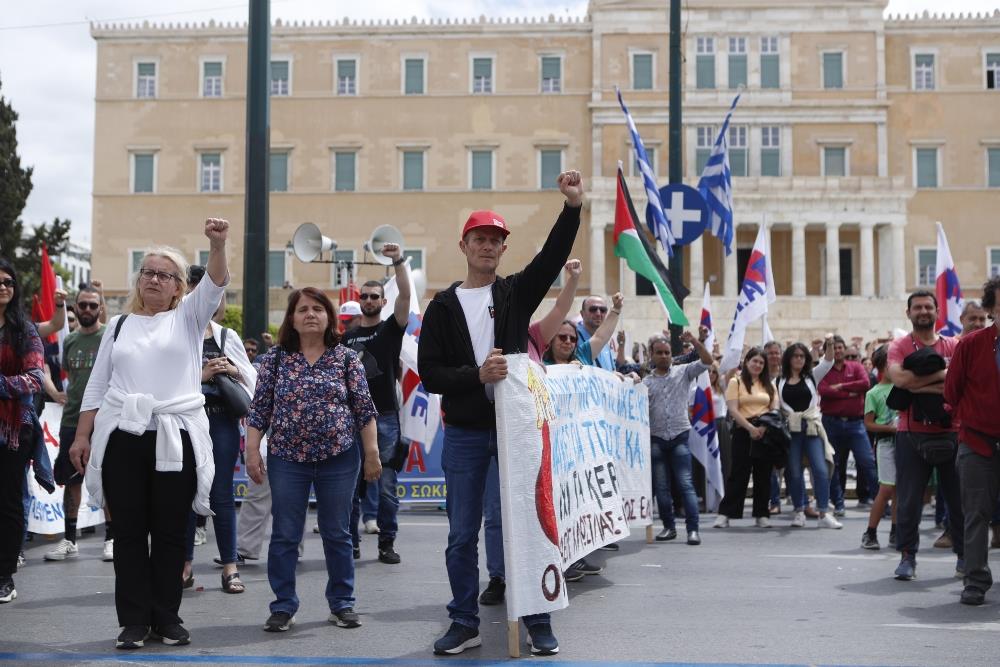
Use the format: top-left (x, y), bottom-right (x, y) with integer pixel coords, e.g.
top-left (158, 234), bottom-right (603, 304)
top-left (392, 258), bottom-right (406, 266)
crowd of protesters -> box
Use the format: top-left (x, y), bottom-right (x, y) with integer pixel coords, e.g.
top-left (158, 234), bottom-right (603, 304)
top-left (2, 172), bottom-right (998, 657)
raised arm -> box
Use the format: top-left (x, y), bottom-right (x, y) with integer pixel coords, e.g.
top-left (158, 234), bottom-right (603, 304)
top-left (381, 242), bottom-right (411, 329)
top-left (586, 292), bottom-right (623, 362)
top-left (537, 259), bottom-right (582, 343)
top-left (205, 218), bottom-right (230, 287)
top-left (91, 279), bottom-right (108, 324)
top-left (36, 289), bottom-right (67, 337)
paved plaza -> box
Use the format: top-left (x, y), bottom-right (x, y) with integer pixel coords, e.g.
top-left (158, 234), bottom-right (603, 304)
top-left (1, 504), bottom-right (995, 667)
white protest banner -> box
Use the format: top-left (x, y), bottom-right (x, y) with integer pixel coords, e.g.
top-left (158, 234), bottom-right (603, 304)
top-left (27, 403), bottom-right (105, 534)
top-left (495, 355), bottom-right (650, 619)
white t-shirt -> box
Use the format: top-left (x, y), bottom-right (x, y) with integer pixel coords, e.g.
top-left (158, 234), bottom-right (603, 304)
top-left (456, 283), bottom-right (495, 401)
top-left (81, 276), bottom-right (228, 416)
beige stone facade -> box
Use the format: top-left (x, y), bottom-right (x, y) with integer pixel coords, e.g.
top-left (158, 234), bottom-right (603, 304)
top-left (90, 0), bottom-right (1000, 341)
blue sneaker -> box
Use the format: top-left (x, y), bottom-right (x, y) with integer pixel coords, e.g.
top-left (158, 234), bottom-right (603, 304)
top-left (433, 622), bottom-right (481, 655)
top-left (527, 622), bottom-right (559, 655)
top-left (894, 552), bottom-right (916, 581)
top-left (955, 558), bottom-right (965, 579)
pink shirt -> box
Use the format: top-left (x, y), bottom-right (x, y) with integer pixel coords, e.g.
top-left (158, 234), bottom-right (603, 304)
top-left (887, 333), bottom-right (958, 433)
top-left (527, 321), bottom-right (547, 363)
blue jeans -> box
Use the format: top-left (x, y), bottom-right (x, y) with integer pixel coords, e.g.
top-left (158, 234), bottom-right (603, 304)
top-left (483, 457), bottom-right (503, 580)
top-left (350, 414), bottom-right (401, 543)
top-left (268, 445), bottom-right (361, 615)
top-left (442, 425), bottom-right (548, 630)
top-left (186, 411), bottom-right (241, 563)
top-left (824, 416), bottom-right (878, 512)
top-left (786, 430), bottom-right (830, 512)
top-left (651, 432), bottom-right (700, 533)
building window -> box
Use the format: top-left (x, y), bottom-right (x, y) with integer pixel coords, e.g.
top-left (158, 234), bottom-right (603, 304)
top-left (268, 250), bottom-right (286, 288)
top-left (695, 126), bottom-right (715, 175)
top-left (541, 56), bottom-right (561, 93)
top-left (990, 248), bottom-right (1000, 277)
top-left (270, 59), bottom-right (290, 96)
top-left (823, 146), bottom-right (847, 177)
top-left (760, 37), bottom-right (780, 89)
top-left (202, 61), bottom-right (223, 97)
top-left (987, 53), bottom-right (1000, 89)
top-left (915, 147), bottom-right (939, 188)
top-left (989, 148), bottom-right (1000, 188)
top-left (470, 149), bottom-right (493, 190)
top-left (130, 250), bottom-right (146, 276)
top-left (136, 62), bottom-right (156, 98)
top-left (630, 146), bottom-right (655, 178)
top-left (917, 248), bottom-right (936, 286)
top-left (729, 126), bottom-right (747, 177)
top-left (131, 153), bottom-right (155, 193)
top-left (198, 250), bottom-right (210, 267)
top-left (632, 52), bottom-right (653, 90)
top-left (199, 153), bottom-right (222, 192)
top-left (336, 58), bottom-right (357, 96)
top-left (270, 152), bottom-right (289, 192)
top-left (539, 149), bottom-right (562, 189)
top-left (760, 127), bottom-right (780, 177)
top-left (823, 52), bottom-right (844, 89)
top-left (728, 37), bottom-right (747, 90)
top-left (696, 37), bottom-right (715, 89)
top-left (404, 58), bottom-right (425, 95)
top-left (403, 249), bottom-right (424, 271)
top-left (402, 150), bottom-right (424, 190)
top-left (334, 151), bottom-right (356, 192)
top-left (913, 53), bottom-right (935, 91)
top-left (472, 57), bottom-right (493, 94)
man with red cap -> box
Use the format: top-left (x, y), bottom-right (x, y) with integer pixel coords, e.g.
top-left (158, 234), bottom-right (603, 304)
top-left (418, 170), bottom-right (584, 656)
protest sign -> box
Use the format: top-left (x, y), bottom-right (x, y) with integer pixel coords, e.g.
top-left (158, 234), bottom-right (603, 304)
top-left (495, 355), bottom-right (650, 619)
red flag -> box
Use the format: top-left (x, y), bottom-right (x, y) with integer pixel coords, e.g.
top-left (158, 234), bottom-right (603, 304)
top-left (338, 283), bottom-right (359, 305)
top-left (32, 244), bottom-right (59, 343)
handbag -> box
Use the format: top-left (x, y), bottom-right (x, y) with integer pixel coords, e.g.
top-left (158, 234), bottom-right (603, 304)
top-left (909, 431), bottom-right (957, 465)
top-left (213, 327), bottom-right (250, 418)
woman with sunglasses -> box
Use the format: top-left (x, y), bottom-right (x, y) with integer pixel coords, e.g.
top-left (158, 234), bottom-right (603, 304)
top-left (776, 339), bottom-right (842, 529)
top-left (70, 219), bottom-right (231, 650)
top-left (543, 292), bottom-right (623, 367)
top-left (714, 347), bottom-right (780, 528)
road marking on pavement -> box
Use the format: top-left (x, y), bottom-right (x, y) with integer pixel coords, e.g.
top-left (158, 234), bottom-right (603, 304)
top-left (763, 554), bottom-right (956, 561)
top-left (885, 622), bottom-right (1000, 632)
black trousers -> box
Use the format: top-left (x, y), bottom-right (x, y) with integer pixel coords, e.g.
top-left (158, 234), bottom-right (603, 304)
top-left (102, 428), bottom-right (196, 627)
top-left (0, 432), bottom-right (31, 578)
top-left (718, 425), bottom-right (772, 519)
top-left (894, 431), bottom-right (963, 557)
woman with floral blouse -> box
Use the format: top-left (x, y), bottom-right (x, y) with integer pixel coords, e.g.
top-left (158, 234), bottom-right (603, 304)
top-left (245, 287), bottom-right (380, 634)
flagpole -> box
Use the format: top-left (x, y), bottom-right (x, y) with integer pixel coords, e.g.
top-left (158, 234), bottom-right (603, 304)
top-left (667, 0), bottom-right (685, 351)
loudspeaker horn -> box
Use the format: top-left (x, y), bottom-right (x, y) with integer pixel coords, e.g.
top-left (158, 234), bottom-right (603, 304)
top-left (291, 222), bottom-right (336, 263)
top-left (364, 224), bottom-right (405, 266)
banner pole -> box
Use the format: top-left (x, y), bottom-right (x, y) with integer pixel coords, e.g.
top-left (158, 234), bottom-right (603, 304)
top-left (508, 620), bottom-right (520, 658)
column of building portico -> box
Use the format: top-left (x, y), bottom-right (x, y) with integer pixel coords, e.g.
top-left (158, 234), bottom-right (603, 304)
top-left (723, 223), bottom-right (738, 297)
top-left (791, 221), bottom-right (807, 297)
top-left (588, 191), bottom-right (608, 297)
top-left (891, 221), bottom-right (907, 298)
top-left (825, 222), bottom-right (842, 297)
top-left (688, 234), bottom-right (704, 293)
top-left (859, 221), bottom-right (876, 297)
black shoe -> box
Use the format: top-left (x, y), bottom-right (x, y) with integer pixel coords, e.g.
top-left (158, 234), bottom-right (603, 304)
top-left (598, 542), bottom-right (619, 551)
top-left (213, 554), bottom-right (246, 566)
top-left (655, 527), bottom-right (677, 542)
top-left (264, 611), bottom-right (295, 632)
top-left (686, 530), bottom-right (701, 546)
top-left (330, 607), bottom-right (361, 628)
top-left (526, 622), bottom-right (560, 655)
top-left (861, 531), bottom-right (880, 550)
top-left (353, 546), bottom-right (361, 560)
top-left (478, 577), bottom-right (506, 605)
top-left (151, 623), bottom-right (190, 646)
top-left (433, 622), bottom-right (481, 655)
top-left (563, 566), bottom-right (585, 583)
top-left (569, 558), bottom-right (603, 576)
top-left (888, 526), bottom-right (897, 550)
top-left (0, 578), bottom-right (15, 604)
top-left (115, 625), bottom-right (149, 649)
top-left (378, 541), bottom-right (401, 565)
top-left (961, 586), bottom-right (986, 606)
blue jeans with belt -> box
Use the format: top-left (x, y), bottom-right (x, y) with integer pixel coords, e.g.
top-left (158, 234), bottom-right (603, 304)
top-left (651, 432), bottom-right (700, 533)
top-left (824, 416), bottom-right (878, 512)
top-left (442, 425), bottom-right (548, 630)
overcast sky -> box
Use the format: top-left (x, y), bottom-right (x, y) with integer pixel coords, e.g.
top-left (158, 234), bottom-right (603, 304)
top-left (1, 0), bottom-right (996, 246)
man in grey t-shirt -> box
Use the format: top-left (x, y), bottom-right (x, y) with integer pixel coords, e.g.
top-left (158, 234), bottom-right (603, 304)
top-left (642, 330), bottom-right (713, 545)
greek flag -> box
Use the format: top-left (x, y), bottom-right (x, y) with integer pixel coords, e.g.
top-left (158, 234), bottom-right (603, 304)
top-left (697, 93), bottom-right (741, 256)
top-left (616, 87), bottom-right (675, 255)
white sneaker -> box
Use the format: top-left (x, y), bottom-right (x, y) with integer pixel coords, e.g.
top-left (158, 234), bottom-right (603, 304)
top-left (818, 514), bottom-right (843, 529)
top-left (712, 515), bottom-right (729, 528)
top-left (102, 539), bottom-right (114, 562)
top-left (755, 517), bottom-right (771, 529)
top-left (363, 519), bottom-right (379, 534)
top-left (44, 539), bottom-right (79, 561)
top-left (194, 527), bottom-right (207, 546)
top-left (791, 511), bottom-right (806, 528)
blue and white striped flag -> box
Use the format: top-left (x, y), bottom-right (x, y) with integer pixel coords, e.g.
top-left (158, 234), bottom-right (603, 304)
top-left (616, 87), bottom-right (674, 256)
top-left (697, 93), bottom-right (741, 256)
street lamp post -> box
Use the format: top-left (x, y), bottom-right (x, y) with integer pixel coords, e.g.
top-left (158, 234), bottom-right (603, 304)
top-left (243, 0), bottom-right (270, 340)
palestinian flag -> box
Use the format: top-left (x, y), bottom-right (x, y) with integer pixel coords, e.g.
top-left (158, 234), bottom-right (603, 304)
top-left (614, 166), bottom-right (688, 325)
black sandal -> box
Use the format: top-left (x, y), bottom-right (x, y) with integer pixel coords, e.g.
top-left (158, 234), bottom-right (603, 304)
top-left (221, 572), bottom-right (245, 594)
top-left (182, 574), bottom-right (194, 589)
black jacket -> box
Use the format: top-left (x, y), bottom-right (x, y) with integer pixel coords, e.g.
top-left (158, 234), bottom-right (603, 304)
top-left (886, 346), bottom-right (950, 427)
top-left (418, 203), bottom-right (581, 430)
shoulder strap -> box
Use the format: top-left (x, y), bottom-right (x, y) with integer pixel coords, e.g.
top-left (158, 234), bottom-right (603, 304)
top-left (113, 314), bottom-right (128, 341)
top-left (220, 326), bottom-right (228, 351)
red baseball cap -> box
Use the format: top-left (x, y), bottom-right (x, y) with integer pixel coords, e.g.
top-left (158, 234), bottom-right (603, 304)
top-left (461, 210), bottom-right (510, 239)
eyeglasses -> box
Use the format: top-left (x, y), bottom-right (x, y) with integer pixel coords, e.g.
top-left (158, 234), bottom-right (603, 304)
top-left (358, 293), bottom-right (382, 301)
top-left (0, 279), bottom-right (15, 289)
top-left (845, 354), bottom-right (860, 360)
top-left (76, 302), bottom-right (100, 311)
top-left (587, 306), bottom-right (608, 314)
top-left (556, 333), bottom-right (578, 344)
top-left (67, 317), bottom-right (77, 323)
top-left (138, 268), bottom-right (181, 283)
